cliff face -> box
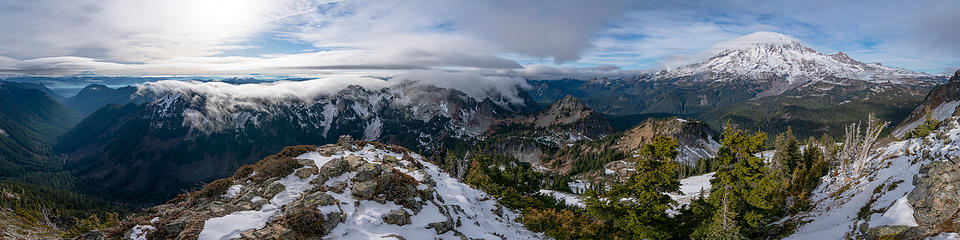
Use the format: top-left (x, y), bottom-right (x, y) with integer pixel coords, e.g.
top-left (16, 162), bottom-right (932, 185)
top-left (521, 95), bottom-right (615, 140)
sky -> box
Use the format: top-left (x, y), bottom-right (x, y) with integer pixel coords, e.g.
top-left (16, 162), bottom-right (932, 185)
top-left (0, 0), bottom-right (958, 79)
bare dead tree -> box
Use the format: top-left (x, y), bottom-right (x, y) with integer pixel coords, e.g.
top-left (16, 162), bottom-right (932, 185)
top-left (836, 113), bottom-right (889, 182)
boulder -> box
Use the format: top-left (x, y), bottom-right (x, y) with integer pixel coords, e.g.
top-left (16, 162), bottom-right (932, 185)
top-left (295, 167), bottom-right (318, 179)
top-left (303, 192), bottom-right (337, 207)
top-left (383, 209), bottom-right (412, 226)
top-left (263, 181), bottom-right (286, 198)
top-left (426, 219), bottom-right (455, 234)
top-left (329, 181), bottom-right (348, 194)
top-left (319, 158), bottom-right (350, 179)
top-left (351, 180), bottom-right (379, 200)
top-left (354, 163), bottom-right (382, 183)
top-left (907, 161), bottom-right (960, 237)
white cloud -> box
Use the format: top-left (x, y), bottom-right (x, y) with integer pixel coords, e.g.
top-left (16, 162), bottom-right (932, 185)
top-left (0, 0), bottom-right (956, 77)
top-left (138, 70), bottom-right (530, 108)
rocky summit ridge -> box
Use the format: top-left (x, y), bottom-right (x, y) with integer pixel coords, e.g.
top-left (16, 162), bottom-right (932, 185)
top-left (80, 136), bottom-right (539, 240)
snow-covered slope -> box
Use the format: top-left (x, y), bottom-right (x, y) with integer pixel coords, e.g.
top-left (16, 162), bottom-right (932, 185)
top-left (893, 70), bottom-right (960, 138)
top-left (99, 139), bottom-right (541, 239)
top-left (787, 117), bottom-right (960, 239)
top-left (660, 32), bottom-right (935, 86)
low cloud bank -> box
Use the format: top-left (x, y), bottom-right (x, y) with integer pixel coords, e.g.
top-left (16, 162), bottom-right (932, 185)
top-left (135, 70), bottom-right (531, 133)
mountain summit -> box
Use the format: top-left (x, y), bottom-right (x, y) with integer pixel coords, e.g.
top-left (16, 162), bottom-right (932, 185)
top-left (660, 32), bottom-right (937, 86)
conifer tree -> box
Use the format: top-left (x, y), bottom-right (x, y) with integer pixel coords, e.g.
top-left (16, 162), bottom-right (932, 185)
top-left (585, 136), bottom-right (681, 239)
top-left (693, 123), bottom-right (773, 238)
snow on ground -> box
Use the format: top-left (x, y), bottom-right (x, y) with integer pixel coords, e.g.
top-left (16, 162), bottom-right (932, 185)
top-left (538, 190), bottom-right (585, 208)
top-left (893, 100), bottom-right (960, 137)
top-left (929, 232), bottom-right (960, 240)
top-left (869, 196), bottom-right (918, 228)
top-left (129, 225), bottom-right (156, 240)
top-left (197, 144), bottom-right (541, 240)
top-left (221, 185), bottom-right (242, 199)
top-left (199, 168), bottom-right (317, 240)
top-left (568, 180), bottom-right (592, 195)
top-left (666, 172), bottom-right (715, 216)
top-left (787, 118), bottom-right (960, 239)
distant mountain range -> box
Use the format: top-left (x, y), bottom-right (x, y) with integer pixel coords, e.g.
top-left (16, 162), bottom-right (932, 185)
top-left (54, 81), bottom-right (541, 204)
top-left (529, 32), bottom-right (945, 140)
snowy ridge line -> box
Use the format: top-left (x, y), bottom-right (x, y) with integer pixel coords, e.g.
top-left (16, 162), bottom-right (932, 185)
top-left (123, 142), bottom-right (543, 240)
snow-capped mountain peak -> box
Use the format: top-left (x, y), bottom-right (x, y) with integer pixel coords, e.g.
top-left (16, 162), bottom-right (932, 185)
top-left (660, 32), bottom-right (935, 85)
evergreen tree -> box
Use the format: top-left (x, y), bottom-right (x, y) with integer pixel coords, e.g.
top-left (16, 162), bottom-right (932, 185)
top-left (904, 105), bottom-right (941, 139)
top-left (585, 136), bottom-right (681, 239)
top-left (693, 123), bottom-right (774, 239)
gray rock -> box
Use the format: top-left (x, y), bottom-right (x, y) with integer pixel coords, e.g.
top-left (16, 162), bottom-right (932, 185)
top-left (329, 181), bottom-right (348, 194)
top-left (344, 155), bottom-right (366, 169)
top-left (908, 161), bottom-right (960, 236)
top-left (383, 209), bottom-right (412, 226)
top-left (264, 181), bottom-right (286, 198)
top-left (351, 180), bottom-right (379, 200)
top-left (319, 158), bottom-right (350, 179)
top-left (322, 211), bottom-right (343, 233)
top-left (303, 191), bottom-right (337, 207)
top-left (354, 163), bottom-right (382, 183)
top-left (295, 167), bottom-right (318, 179)
top-left (865, 225), bottom-right (911, 239)
top-left (161, 220), bottom-right (187, 237)
top-left (426, 219), bottom-right (455, 234)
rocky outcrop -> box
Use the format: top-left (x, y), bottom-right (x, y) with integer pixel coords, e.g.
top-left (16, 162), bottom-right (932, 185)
top-left (486, 96), bottom-right (615, 167)
top-left (82, 138), bottom-right (538, 239)
top-left (501, 95), bottom-right (615, 141)
top-left (900, 160), bottom-right (960, 238)
top-left (614, 117), bottom-right (719, 164)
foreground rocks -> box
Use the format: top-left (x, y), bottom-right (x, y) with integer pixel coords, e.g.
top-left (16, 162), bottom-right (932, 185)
top-left (81, 138), bottom-right (538, 239)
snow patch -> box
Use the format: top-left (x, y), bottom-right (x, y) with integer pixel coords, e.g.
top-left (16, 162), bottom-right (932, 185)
top-left (198, 170), bottom-right (317, 240)
top-left (929, 232), bottom-right (960, 240)
top-left (868, 195), bottom-right (918, 228)
top-left (221, 185), bottom-right (242, 199)
top-left (538, 189), bottom-right (585, 208)
top-left (667, 172), bottom-right (714, 216)
top-left (129, 225), bottom-right (156, 240)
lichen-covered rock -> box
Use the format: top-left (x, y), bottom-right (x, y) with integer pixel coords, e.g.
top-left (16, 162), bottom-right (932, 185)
top-left (303, 192), bottom-right (337, 207)
top-left (318, 157), bottom-right (350, 179)
top-left (295, 167), bottom-right (318, 180)
top-left (353, 163), bottom-right (382, 183)
top-left (383, 210), bottom-right (412, 226)
top-left (905, 160), bottom-right (960, 238)
top-left (328, 181), bottom-right (347, 194)
top-left (263, 180), bottom-right (286, 198)
top-left (351, 180), bottom-right (379, 200)
top-left (426, 219), bottom-right (455, 234)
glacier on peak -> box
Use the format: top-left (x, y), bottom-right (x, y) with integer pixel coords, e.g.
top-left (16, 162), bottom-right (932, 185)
top-left (658, 32), bottom-right (935, 86)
